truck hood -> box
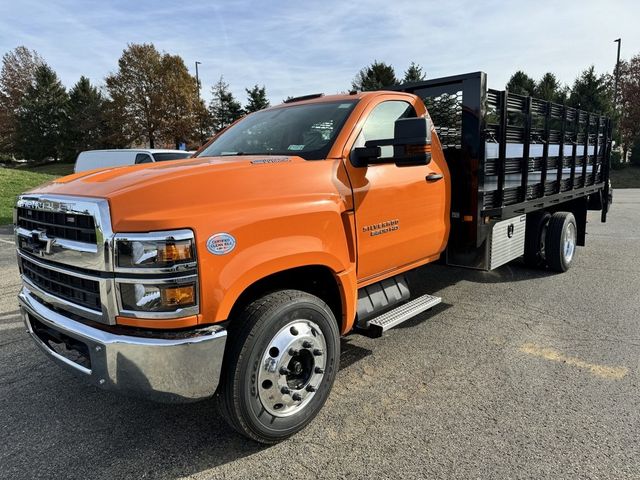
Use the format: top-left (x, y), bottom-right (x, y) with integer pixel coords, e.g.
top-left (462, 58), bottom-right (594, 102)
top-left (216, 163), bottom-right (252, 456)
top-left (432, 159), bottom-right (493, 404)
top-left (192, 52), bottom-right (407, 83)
top-left (34, 155), bottom-right (292, 197)
top-left (27, 155), bottom-right (350, 232)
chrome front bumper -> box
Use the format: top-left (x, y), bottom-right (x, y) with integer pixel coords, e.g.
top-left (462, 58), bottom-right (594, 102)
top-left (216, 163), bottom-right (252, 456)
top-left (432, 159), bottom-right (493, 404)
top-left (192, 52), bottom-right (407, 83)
top-left (18, 287), bottom-right (227, 403)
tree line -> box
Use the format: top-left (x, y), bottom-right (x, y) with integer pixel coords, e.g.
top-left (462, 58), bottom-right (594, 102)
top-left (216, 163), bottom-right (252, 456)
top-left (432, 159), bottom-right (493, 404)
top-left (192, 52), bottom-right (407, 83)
top-left (1, 45), bottom-right (638, 166)
top-left (0, 44), bottom-right (270, 162)
top-left (504, 65), bottom-right (640, 165)
top-left (350, 59), bottom-right (640, 166)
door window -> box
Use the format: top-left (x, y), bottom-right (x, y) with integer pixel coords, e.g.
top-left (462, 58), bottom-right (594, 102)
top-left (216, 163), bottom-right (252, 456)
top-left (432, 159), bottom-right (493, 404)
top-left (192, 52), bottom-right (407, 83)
top-left (353, 101), bottom-right (417, 157)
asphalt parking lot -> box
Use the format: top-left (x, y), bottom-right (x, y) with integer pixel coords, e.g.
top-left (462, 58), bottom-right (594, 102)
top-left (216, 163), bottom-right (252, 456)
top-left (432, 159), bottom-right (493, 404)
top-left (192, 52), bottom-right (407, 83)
top-left (0, 190), bottom-right (639, 479)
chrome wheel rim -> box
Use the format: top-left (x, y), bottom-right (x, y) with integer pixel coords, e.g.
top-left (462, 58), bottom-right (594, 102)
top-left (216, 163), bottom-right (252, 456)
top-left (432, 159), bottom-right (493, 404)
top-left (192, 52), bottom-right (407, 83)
top-left (257, 319), bottom-right (327, 417)
top-left (564, 222), bottom-right (576, 263)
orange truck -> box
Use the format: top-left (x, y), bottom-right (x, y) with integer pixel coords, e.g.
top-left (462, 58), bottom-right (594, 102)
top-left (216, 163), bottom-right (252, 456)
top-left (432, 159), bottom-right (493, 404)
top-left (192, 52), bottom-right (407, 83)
top-left (14, 72), bottom-right (611, 443)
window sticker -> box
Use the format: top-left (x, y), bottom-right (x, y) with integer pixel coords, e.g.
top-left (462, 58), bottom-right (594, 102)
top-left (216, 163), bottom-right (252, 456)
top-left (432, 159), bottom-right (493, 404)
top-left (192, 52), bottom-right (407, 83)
top-left (288, 144), bottom-right (305, 151)
top-left (338, 103), bottom-right (352, 109)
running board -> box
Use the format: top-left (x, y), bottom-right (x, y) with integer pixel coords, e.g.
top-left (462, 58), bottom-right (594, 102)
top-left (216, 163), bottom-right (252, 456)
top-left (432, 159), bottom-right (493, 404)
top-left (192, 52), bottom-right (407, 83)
top-left (366, 294), bottom-right (441, 337)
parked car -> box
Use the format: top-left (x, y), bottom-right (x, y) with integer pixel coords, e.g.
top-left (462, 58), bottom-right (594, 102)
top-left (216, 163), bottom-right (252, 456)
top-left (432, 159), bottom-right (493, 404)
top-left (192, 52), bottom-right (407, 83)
top-left (74, 149), bottom-right (193, 173)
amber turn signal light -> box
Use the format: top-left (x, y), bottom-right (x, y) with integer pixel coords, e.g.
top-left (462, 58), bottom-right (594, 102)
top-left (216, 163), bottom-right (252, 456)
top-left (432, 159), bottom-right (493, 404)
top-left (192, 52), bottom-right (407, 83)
top-left (161, 285), bottom-right (196, 307)
top-left (405, 144), bottom-right (432, 156)
top-left (158, 241), bottom-right (193, 263)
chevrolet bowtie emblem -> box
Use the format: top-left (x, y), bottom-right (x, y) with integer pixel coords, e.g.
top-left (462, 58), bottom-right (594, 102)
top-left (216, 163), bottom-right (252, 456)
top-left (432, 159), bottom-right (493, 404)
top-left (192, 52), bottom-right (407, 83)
top-left (29, 229), bottom-right (56, 256)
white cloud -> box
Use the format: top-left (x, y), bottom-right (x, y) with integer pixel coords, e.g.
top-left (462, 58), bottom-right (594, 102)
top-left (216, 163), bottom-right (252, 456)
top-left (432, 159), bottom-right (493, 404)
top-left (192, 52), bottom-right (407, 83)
top-left (0, 0), bottom-right (637, 103)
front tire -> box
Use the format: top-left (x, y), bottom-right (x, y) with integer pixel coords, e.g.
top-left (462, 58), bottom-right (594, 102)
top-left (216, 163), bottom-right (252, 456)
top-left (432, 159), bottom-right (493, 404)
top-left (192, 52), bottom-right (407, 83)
top-left (545, 212), bottom-right (577, 272)
top-left (216, 290), bottom-right (340, 444)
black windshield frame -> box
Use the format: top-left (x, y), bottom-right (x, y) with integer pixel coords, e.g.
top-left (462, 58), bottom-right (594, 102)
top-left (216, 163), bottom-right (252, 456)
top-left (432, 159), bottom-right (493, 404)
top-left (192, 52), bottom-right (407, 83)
top-left (196, 100), bottom-right (359, 160)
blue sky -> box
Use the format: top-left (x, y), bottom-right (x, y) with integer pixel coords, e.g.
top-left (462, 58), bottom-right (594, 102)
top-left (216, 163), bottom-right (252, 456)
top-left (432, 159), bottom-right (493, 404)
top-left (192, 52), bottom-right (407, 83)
top-left (0, 0), bottom-right (638, 104)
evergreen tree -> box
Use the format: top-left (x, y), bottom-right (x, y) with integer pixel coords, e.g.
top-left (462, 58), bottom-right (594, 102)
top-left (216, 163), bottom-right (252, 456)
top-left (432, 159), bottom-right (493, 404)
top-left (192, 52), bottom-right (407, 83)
top-left (62, 76), bottom-right (106, 160)
top-left (0, 46), bottom-right (44, 155)
top-left (506, 71), bottom-right (536, 96)
top-left (403, 62), bottom-right (426, 83)
top-left (15, 64), bottom-right (68, 161)
top-left (534, 72), bottom-right (567, 103)
top-left (352, 61), bottom-right (398, 91)
top-left (102, 98), bottom-right (132, 149)
top-left (567, 66), bottom-right (613, 113)
top-left (245, 84), bottom-right (270, 113)
top-left (209, 76), bottom-right (243, 132)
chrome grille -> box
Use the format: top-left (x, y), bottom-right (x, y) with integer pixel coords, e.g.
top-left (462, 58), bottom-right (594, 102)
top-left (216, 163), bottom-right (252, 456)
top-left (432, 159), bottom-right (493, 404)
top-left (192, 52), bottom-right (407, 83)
top-left (15, 195), bottom-right (116, 324)
top-left (21, 255), bottom-right (101, 311)
top-left (15, 194), bottom-right (199, 326)
top-left (15, 195), bottom-right (114, 273)
top-left (16, 207), bottom-right (97, 244)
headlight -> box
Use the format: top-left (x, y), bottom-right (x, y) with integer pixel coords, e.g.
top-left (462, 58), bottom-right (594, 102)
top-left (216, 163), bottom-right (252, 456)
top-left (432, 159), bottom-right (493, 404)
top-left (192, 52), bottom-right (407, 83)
top-left (120, 282), bottom-right (197, 312)
top-left (115, 230), bottom-right (195, 270)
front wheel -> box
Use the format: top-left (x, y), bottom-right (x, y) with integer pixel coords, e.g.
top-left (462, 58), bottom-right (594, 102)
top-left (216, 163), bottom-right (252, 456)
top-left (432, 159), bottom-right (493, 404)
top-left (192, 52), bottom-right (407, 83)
top-left (216, 290), bottom-right (340, 444)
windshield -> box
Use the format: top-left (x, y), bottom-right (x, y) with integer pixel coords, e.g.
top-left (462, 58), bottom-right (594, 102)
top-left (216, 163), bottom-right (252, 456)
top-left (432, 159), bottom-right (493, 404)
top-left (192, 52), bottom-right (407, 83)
top-left (197, 100), bottom-right (358, 160)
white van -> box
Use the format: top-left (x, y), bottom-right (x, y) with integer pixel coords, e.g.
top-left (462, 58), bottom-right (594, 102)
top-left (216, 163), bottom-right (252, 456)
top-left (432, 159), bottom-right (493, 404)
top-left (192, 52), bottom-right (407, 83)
top-left (74, 149), bottom-right (193, 173)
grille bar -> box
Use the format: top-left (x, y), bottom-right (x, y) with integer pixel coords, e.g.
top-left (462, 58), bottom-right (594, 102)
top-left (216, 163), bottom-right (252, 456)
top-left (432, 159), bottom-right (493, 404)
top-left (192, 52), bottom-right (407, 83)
top-left (21, 257), bottom-right (101, 311)
top-left (17, 207), bottom-right (96, 244)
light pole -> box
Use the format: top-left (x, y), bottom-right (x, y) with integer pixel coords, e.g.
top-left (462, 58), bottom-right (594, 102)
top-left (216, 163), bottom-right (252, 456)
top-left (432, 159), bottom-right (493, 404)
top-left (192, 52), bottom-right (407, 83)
top-left (613, 39), bottom-right (621, 108)
top-left (195, 61), bottom-right (203, 143)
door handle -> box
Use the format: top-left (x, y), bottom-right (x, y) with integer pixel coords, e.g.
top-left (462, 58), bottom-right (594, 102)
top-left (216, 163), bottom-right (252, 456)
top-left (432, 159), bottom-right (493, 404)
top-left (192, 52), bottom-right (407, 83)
top-left (426, 173), bottom-right (443, 182)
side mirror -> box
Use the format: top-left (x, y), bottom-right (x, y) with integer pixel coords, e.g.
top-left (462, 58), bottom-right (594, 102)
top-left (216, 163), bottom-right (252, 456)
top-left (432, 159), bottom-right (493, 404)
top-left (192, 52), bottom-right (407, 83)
top-left (391, 117), bottom-right (432, 167)
top-left (351, 117), bottom-right (432, 168)
top-left (351, 145), bottom-right (381, 168)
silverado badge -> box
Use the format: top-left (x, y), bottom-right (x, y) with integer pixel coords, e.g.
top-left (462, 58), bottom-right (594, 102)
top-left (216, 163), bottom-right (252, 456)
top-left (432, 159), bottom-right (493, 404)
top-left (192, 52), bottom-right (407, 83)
top-left (362, 219), bottom-right (400, 237)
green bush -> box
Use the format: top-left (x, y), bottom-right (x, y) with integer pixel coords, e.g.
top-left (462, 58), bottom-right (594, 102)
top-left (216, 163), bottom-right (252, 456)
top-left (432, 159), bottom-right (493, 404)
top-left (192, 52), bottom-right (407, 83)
top-left (611, 151), bottom-right (625, 170)
top-left (0, 153), bottom-right (14, 165)
top-left (630, 139), bottom-right (640, 167)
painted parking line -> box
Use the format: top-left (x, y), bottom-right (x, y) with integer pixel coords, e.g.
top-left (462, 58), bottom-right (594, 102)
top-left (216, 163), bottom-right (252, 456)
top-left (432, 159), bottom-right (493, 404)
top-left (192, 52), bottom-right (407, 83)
top-left (520, 343), bottom-right (629, 380)
top-left (0, 238), bottom-right (14, 245)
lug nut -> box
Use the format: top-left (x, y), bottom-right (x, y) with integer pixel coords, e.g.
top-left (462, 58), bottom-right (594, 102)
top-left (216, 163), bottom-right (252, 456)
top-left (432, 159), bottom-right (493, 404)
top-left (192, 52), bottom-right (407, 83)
top-left (289, 348), bottom-right (299, 356)
top-left (280, 386), bottom-right (290, 395)
top-left (302, 341), bottom-right (313, 348)
top-left (292, 393), bottom-right (302, 401)
top-left (313, 349), bottom-right (323, 356)
top-left (306, 385), bottom-right (317, 392)
top-left (279, 367), bottom-right (290, 375)
top-left (314, 367), bottom-right (324, 374)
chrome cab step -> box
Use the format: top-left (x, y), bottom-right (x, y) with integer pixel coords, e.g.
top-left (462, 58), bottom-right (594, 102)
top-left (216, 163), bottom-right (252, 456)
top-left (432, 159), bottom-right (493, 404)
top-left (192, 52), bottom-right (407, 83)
top-left (365, 293), bottom-right (441, 337)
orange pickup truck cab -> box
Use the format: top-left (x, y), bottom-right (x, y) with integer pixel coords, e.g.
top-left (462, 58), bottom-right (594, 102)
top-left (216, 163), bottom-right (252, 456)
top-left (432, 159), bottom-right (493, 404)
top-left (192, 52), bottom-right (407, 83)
top-left (14, 72), bottom-right (612, 443)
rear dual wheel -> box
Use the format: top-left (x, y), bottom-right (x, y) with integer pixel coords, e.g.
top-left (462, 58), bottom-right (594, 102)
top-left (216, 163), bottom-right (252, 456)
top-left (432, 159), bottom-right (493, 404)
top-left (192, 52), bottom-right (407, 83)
top-left (524, 211), bottom-right (577, 272)
top-left (545, 212), bottom-right (577, 272)
top-left (216, 290), bottom-right (340, 444)
top-left (524, 211), bottom-right (551, 268)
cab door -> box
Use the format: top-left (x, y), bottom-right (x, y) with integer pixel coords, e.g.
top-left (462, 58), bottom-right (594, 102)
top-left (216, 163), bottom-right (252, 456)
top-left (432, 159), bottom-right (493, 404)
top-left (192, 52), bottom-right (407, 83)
top-left (343, 97), bottom-right (449, 282)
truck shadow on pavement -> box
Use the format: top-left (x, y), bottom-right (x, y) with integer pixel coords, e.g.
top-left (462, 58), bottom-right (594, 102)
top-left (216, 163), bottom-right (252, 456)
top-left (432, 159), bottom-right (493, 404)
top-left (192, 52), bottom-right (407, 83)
top-left (2, 259), bottom-right (550, 478)
top-left (2, 337), bottom-right (373, 479)
top-left (409, 259), bottom-right (557, 295)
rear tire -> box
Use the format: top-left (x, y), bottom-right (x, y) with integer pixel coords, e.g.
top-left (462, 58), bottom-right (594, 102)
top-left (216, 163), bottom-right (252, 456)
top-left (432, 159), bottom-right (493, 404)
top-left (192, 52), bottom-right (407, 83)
top-left (523, 211), bottom-right (551, 268)
top-left (545, 212), bottom-right (577, 272)
top-left (216, 290), bottom-right (340, 444)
